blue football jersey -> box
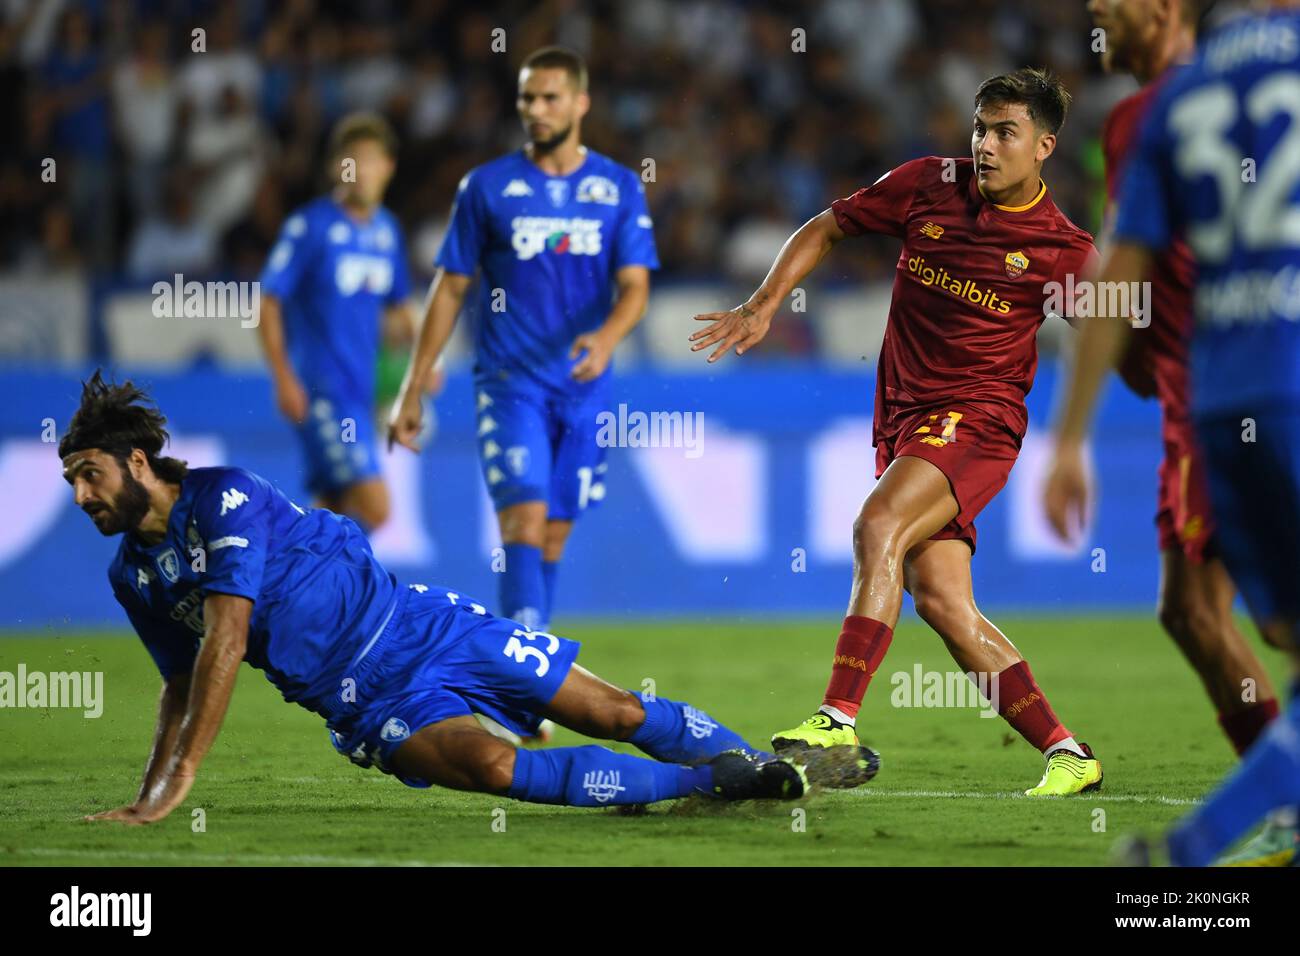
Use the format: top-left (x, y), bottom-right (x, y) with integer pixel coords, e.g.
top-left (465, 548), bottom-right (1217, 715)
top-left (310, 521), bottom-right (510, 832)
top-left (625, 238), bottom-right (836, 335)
top-left (259, 196), bottom-right (412, 407)
top-left (435, 148), bottom-right (660, 394)
top-left (107, 466), bottom-right (440, 716)
top-left (1114, 10), bottom-right (1300, 416)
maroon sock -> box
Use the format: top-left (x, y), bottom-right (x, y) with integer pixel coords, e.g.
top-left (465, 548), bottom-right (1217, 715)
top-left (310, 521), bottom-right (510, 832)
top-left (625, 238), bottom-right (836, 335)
top-left (1218, 699), bottom-right (1280, 756)
top-left (995, 661), bottom-right (1071, 751)
top-left (821, 616), bottom-right (894, 719)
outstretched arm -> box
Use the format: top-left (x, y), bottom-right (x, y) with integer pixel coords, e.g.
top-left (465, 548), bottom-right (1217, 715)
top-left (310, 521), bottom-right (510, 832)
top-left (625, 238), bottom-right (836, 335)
top-left (89, 593), bottom-right (252, 825)
top-left (689, 209), bottom-right (846, 363)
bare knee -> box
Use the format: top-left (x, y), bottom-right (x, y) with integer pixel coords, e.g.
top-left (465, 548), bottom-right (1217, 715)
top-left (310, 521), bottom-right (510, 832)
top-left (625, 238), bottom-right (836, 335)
top-left (911, 581), bottom-right (973, 637)
top-left (338, 483), bottom-right (389, 530)
top-left (543, 521), bottom-right (573, 563)
top-left (473, 744), bottom-right (518, 794)
top-left (578, 690), bottom-right (646, 741)
top-left (499, 504), bottom-right (546, 547)
top-left (852, 500), bottom-right (905, 570)
top-left (1158, 590), bottom-right (1223, 656)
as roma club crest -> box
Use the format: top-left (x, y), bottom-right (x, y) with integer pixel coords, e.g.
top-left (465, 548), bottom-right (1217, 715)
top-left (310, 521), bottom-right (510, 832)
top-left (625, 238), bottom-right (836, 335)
top-left (1004, 250), bottom-right (1029, 279)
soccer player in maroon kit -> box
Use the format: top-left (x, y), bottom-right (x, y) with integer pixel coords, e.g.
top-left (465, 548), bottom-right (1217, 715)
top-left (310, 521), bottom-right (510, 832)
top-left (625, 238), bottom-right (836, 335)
top-left (1044, 0), bottom-right (1291, 862)
top-left (691, 69), bottom-right (1103, 795)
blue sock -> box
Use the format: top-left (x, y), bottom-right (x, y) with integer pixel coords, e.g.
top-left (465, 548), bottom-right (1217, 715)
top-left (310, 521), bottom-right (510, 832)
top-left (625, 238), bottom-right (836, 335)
top-left (541, 560), bottom-right (559, 628)
top-left (1168, 700), bottom-right (1300, 866)
top-left (500, 543), bottom-right (544, 630)
top-left (627, 693), bottom-right (762, 763)
top-left (508, 745), bottom-right (711, 806)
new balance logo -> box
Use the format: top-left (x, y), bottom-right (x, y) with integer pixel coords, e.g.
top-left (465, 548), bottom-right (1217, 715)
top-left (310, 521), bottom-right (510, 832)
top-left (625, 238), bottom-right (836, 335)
top-left (920, 221), bottom-right (944, 239)
top-left (503, 179), bottom-right (533, 197)
top-left (582, 770), bottom-right (626, 804)
top-left (683, 705), bottom-right (718, 739)
top-left (219, 488), bottom-right (249, 516)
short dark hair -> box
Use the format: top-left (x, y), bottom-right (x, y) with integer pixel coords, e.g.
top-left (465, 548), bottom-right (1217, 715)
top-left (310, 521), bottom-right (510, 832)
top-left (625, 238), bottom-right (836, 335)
top-left (520, 46), bottom-right (588, 92)
top-left (58, 370), bottom-right (189, 484)
top-left (975, 67), bottom-right (1071, 135)
top-left (328, 111), bottom-right (398, 159)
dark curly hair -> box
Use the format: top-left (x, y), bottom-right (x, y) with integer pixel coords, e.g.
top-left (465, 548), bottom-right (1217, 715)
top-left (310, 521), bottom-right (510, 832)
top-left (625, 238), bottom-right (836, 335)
top-left (975, 67), bottom-right (1072, 135)
top-left (57, 370), bottom-right (189, 484)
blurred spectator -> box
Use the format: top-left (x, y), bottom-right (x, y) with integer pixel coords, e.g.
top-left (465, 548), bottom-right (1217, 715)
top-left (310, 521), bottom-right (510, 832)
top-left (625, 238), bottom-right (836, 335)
top-left (126, 172), bottom-right (217, 280)
top-left (112, 21), bottom-right (175, 216)
top-left (3, 0), bottom-right (1112, 292)
top-left (38, 7), bottom-right (114, 268)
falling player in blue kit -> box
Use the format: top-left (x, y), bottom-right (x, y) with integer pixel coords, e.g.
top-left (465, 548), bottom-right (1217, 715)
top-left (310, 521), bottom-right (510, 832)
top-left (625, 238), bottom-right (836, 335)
top-left (388, 47), bottom-right (658, 634)
top-left (62, 374), bottom-right (879, 825)
top-left (1045, 3), bottom-right (1300, 866)
top-left (257, 112), bottom-right (421, 533)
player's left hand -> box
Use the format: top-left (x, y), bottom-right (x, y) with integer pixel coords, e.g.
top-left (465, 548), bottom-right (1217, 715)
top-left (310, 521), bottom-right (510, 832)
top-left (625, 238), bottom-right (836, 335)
top-left (84, 804), bottom-right (143, 823)
top-left (570, 330), bottom-right (615, 382)
top-left (1042, 441), bottom-right (1091, 542)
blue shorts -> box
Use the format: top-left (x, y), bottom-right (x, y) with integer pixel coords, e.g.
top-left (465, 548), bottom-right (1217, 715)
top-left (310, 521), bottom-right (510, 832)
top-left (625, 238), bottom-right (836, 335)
top-left (296, 393), bottom-right (382, 496)
top-left (328, 584), bottom-right (581, 787)
top-left (1197, 407), bottom-right (1300, 638)
top-left (475, 372), bottom-right (609, 521)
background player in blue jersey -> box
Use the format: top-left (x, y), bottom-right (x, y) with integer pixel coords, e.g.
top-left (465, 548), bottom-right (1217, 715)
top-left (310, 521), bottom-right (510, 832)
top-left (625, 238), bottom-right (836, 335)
top-left (257, 112), bottom-right (422, 533)
top-left (1044, 2), bottom-right (1300, 866)
top-left (59, 373), bottom-right (875, 825)
top-left (388, 47), bottom-right (659, 633)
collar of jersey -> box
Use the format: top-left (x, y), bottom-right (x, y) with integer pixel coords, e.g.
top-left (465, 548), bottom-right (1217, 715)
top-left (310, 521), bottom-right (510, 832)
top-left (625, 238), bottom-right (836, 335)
top-left (979, 177), bottom-right (1047, 213)
top-left (521, 144), bottom-right (590, 179)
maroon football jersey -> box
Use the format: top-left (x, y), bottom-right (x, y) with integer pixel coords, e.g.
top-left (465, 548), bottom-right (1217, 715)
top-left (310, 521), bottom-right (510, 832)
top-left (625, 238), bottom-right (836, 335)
top-left (1101, 81), bottom-right (1198, 409)
top-left (832, 156), bottom-right (1097, 444)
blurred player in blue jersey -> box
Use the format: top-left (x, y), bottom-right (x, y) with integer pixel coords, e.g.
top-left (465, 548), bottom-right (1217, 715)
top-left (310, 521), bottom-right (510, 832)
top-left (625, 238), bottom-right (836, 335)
top-left (388, 47), bottom-right (659, 633)
top-left (257, 112), bottom-right (422, 533)
top-left (1045, 2), bottom-right (1300, 866)
top-left (60, 373), bottom-right (873, 825)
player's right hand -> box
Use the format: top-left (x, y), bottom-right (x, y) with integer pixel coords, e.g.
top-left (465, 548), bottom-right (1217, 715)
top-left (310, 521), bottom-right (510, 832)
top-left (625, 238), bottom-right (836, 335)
top-left (1042, 441), bottom-right (1091, 543)
top-left (387, 389), bottom-right (424, 452)
top-left (689, 302), bottom-right (773, 363)
top-left (275, 373), bottom-right (309, 424)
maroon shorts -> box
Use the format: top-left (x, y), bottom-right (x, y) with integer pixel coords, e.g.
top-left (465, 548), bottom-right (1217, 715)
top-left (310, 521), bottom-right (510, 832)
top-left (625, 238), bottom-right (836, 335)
top-left (1155, 404), bottom-right (1216, 562)
top-left (874, 403), bottom-right (1021, 554)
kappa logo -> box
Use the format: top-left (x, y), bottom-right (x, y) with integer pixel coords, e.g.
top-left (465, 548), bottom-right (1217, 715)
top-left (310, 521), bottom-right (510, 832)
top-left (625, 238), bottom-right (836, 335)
top-left (380, 717), bottom-right (411, 742)
top-left (582, 769), bottom-right (627, 803)
top-left (503, 179), bottom-right (533, 197)
top-left (576, 175), bottom-right (619, 205)
top-left (136, 567), bottom-right (153, 589)
top-left (155, 548), bottom-right (180, 584)
top-left (1004, 250), bottom-right (1029, 279)
top-left (219, 488), bottom-right (249, 516)
top-left (920, 221), bottom-right (945, 239)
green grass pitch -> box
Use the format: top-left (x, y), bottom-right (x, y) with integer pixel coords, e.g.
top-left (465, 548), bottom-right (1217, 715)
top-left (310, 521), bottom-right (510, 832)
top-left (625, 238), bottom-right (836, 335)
top-left (0, 614), bottom-right (1284, 866)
